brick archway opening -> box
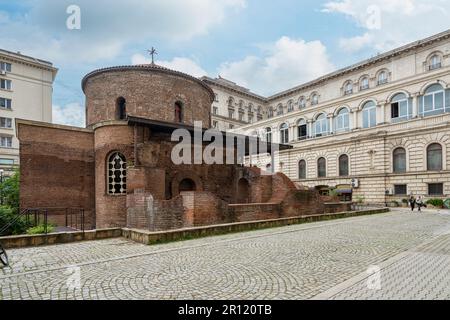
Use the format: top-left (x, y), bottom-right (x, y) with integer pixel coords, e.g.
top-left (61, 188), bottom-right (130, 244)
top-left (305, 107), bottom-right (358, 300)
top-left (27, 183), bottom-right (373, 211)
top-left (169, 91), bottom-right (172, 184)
top-left (179, 178), bottom-right (196, 193)
top-left (237, 178), bottom-right (251, 204)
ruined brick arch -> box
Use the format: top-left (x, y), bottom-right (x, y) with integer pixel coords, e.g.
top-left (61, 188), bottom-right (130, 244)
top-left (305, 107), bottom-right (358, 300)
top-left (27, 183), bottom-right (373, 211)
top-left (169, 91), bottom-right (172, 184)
top-left (237, 178), bottom-right (251, 204)
top-left (171, 171), bottom-right (204, 197)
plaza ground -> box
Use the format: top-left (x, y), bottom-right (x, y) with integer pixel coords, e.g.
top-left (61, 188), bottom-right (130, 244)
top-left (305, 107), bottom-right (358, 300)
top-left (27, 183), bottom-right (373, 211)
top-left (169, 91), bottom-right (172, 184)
top-left (1, 208), bottom-right (450, 300)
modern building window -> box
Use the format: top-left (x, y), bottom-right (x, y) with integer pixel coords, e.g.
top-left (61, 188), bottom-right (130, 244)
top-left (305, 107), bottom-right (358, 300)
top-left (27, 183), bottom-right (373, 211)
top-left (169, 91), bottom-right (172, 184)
top-left (287, 101), bottom-right (294, 112)
top-left (0, 79), bottom-right (12, 90)
top-left (298, 160), bottom-right (307, 179)
top-left (299, 97), bottom-right (306, 109)
top-left (422, 84), bottom-right (445, 116)
top-left (0, 136), bottom-right (13, 148)
top-left (277, 104), bottom-right (284, 116)
top-left (116, 97), bottom-right (127, 120)
top-left (393, 147), bottom-right (407, 173)
top-left (314, 113), bottom-right (328, 137)
top-left (427, 143), bottom-right (443, 171)
top-left (360, 77), bottom-right (369, 91)
top-left (0, 97), bottom-right (12, 110)
top-left (391, 93), bottom-right (410, 121)
top-left (344, 81), bottom-right (353, 95)
top-left (339, 154), bottom-right (349, 177)
top-left (394, 185), bottom-right (407, 195)
top-left (265, 127), bottom-right (272, 143)
top-left (297, 119), bottom-right (308, 140)
top-left (335, 108), bottom-right (350, 132)
top-left (0, 158), bottom-right (14, 165)
top-left (377, 71), bottom-right (388, 85)
top-left (317, 157), bottom-right (326, 178)
top-left (108, 152), bottom-right (127, 195)
top-left (311, 94), bottom-right (319, 106)
top-left (280, 123), bottom-right (289, 144)
top-left (428, 183), bottom-right (444, 196)
top-left (429, 55), bottom-right (442, 71)
top-left (0, 62), bottom-right (12, 72)
top-left (362, 101), bottom-right (377, 128)
top-left (0, 117), bottom-right (12, 129)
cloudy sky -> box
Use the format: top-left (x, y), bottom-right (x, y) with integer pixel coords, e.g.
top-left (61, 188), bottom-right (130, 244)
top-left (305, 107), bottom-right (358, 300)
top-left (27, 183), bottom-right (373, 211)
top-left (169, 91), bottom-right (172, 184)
top-left (1, 0), bottom-right (449, 127)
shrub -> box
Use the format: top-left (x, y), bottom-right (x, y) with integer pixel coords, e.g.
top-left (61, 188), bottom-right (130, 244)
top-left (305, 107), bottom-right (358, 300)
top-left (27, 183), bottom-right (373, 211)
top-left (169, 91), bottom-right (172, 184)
top-left (426, 199), bottom-right (444, 208)
top-left (26, 224), bottom-right (55, 235)
top-left (0, 206), bottom-right (29, 236)
top-left (0, 170), bottom-right (19, 213)
top-left (355, 196), bottom-right (365, 204)
top-left (402, 199), bottom-right (409, 204)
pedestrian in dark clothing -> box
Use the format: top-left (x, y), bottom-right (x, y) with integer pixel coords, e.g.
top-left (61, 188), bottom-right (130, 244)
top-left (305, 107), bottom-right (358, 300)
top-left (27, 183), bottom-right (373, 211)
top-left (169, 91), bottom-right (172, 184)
top-left (409, 196), bottom-right (416, 211)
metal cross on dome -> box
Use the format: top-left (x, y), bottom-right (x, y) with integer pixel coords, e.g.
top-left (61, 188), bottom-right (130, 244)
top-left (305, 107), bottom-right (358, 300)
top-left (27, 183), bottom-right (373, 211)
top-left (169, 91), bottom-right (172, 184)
top-left (147, 47), bottom-right (158, 64)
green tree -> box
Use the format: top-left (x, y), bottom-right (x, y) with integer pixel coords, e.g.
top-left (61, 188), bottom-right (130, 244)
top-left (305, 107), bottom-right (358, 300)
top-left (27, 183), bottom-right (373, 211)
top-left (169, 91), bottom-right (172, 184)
top-left (0, 170), bottom-right (19, 213)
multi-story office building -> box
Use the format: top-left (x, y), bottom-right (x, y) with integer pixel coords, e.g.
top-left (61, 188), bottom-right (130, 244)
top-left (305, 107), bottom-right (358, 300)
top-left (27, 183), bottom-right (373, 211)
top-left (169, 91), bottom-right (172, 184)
top-left (0, 49), bottom-right (57, 174)
top-left (213, 30), bottom-right (450, 205)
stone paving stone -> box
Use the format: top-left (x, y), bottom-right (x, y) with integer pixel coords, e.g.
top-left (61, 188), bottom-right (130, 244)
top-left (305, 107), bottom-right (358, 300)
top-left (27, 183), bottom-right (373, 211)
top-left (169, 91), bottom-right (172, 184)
top-left (1, 209), bottom-right (450, 300)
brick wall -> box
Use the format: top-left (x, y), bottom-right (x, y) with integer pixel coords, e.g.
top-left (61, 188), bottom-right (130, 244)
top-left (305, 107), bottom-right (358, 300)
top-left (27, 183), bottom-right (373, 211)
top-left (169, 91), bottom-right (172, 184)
top-left (18, 122), bottom-right (96, 229)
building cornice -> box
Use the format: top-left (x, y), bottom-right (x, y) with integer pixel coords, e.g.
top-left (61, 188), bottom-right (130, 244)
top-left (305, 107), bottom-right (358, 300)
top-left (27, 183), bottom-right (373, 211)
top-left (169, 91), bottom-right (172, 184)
top-left (0, 49), bottom-right (58, 80)
top-left (202, 76), bottom-right (267, 103)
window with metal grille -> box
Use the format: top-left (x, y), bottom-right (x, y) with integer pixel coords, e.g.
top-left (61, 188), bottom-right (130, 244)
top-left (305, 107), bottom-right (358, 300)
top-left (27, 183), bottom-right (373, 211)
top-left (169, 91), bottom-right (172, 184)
top-left (394, 185), bottom-right (407, 195)
top-left (108, 152), bottom-right (127, 195)
top-left (428, 183), bottom-right (443, 196)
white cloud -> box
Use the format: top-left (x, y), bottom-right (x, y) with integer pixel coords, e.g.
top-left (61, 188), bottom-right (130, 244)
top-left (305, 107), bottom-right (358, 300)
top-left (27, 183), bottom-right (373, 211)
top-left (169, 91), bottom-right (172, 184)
top-left (131, 54), bottom-right (208, 78)
top-left (323, 0), bottom-right (450, 52)
top-left (52, 103), bottom-right (85, 128)
top-left (218, 37), bottom-right (335, 96)
top-left (0, 0), bottom-right (246, 64)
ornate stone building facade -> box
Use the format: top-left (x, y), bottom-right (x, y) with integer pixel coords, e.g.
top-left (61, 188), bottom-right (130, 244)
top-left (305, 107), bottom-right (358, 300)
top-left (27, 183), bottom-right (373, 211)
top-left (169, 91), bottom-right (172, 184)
top-left (222, 30), bottom-right (450, 205)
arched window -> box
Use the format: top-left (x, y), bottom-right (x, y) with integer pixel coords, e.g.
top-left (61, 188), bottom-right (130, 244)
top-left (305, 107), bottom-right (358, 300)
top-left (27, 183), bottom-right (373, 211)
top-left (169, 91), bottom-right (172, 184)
top-left (360, 76), bottom-right (369, 90)
top-left (265, 127), bottom-right (272, 143)
top-left (427, 143), bottom-right (443, 171)
top-left (108, 152), bottom-right (127, 195)
top-left (116, 97), bottom-right (127, 120)
top-left (339, 154), bottom-right (349, 177)
top-left (277, 104), bottom-right (284, 116)
top-left (311, 93), bottom-right (319, 106)
top-left (268, 107), bottom-right (274, 118)
top-left (317, 157), bottom-right (326, 178)
top-left (175, 101), bottom-right (183, 123)
top-left (298, 160), bottom-right (307, 179)
top-left (422, 84), bottom-right (445, 116)
top-left (287, 101), bottom-right (294, 112)
top-left (179, 178), bottom-right (196, 193)
top-left (391, 93), bottom-right (410, 121)
top-left (297, 119), bottom-right (308, 140)
top-left (362, 101), bottom-right (377, 128)
top-left (299, 97), bottom-right (306, 109)
top-left (377, 71), bottom-right (388, 85)
top-left (393, 147), bottom-right (407, 173)
top-left (429, 54), bottom-right (442, 70)
top-left (314, 113), bottom-right (328, 136)
top-left (280, 123), bottom-right (289, 144)
top-left (335, 108), bottom-right (350, 132)
top-left (344, 81), bottom-right (353, 95)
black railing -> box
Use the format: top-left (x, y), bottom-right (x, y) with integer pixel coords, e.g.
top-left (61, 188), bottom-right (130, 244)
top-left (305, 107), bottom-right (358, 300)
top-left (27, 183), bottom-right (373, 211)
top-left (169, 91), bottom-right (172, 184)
top-left (0, 207), bottom-right (85, 236)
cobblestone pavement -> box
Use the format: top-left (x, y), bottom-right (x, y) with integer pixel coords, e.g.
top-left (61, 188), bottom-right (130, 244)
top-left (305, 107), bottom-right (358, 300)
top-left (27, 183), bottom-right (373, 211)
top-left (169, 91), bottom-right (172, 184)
top-left (1, 209), bottom-right (450, 300)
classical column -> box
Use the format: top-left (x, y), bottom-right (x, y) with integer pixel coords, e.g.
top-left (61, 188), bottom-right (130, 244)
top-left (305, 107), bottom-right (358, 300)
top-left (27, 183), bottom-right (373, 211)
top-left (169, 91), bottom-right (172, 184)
top-left (412, 93), bottom-right (420, 118)
top-left (328, 114), bottom-right (334, 134)
top-left (351, 108), bottom-right (358, 130)
top-left (307, 120), bottom-right (313, 138)
top-left (377, 101), bottom-right (386, 125)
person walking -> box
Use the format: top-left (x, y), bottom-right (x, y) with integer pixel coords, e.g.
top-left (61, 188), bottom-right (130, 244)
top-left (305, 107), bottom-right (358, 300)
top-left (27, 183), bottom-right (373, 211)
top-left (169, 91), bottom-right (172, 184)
top-left (409, 195), bottom-right (416, 212)
top-left (416, 196), bottom-right (424, 212)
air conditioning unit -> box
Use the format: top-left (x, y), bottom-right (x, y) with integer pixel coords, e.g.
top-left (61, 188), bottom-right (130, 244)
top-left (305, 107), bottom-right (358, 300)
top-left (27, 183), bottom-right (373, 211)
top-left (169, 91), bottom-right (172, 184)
top-left (351, 178), bottom-right (360, 189)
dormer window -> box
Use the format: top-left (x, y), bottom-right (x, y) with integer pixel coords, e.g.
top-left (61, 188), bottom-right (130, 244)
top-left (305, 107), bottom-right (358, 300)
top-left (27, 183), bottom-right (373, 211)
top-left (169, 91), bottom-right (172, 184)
top-left (360, 77), bottom-right (369, 91)
top-left (429, 55), bottom-right (442, 71)
top-left (377, 71), bottom-right (388, 85)
top-left (311, 93), bottom-right (319, 106)
top-left (344, 82), bottom-right (353, 95)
